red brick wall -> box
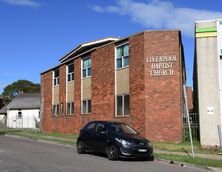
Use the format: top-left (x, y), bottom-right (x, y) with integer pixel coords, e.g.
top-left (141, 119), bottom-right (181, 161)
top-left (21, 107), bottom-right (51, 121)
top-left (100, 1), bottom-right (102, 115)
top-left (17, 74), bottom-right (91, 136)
top-left (41, 31), bottom-right (184, 143)
top-left (91, 44), bottom-right (115, 121)
top-left (41, 71), bottom-right (52, 132)
top-left (144, 31), bottom-right (183, 142)
top-left (186, 86), bottom-right (193, 112)
top-left (128, 33), bottom-right (146, 136)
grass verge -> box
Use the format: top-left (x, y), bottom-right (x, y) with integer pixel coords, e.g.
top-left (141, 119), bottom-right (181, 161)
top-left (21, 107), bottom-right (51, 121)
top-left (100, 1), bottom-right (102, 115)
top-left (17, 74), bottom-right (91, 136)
top-left (2, 129), bottom-right (77, 145)
top-left (153, 141), bottom-right (222, 155)
top-left (155, 153), bottom-right (222, 168)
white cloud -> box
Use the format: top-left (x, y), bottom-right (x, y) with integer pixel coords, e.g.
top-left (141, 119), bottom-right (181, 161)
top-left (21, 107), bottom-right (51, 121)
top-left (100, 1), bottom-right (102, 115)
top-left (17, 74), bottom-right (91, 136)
top-left (91, 0), bottom-right (222, 37)
top-left (2, 0), bottom-right (41, 7)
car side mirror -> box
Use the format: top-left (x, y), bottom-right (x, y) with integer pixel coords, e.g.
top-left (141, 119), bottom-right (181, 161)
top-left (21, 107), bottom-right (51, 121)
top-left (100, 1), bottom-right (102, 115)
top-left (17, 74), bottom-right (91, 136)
top-left (100, 129), bottom-right (107, 135)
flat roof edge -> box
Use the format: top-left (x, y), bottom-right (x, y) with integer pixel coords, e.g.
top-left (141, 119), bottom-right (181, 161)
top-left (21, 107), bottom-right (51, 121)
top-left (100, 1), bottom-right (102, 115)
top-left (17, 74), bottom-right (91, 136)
top-left (195, 19), bottom-right (222, 23)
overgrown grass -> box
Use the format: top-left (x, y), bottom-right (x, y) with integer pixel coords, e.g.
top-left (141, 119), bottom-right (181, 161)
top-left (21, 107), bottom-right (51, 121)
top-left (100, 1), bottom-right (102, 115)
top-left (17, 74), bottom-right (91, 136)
top-left (155, 153), bottom-right (222, 168)
top-left (153, 141), bottom-right (222, 155)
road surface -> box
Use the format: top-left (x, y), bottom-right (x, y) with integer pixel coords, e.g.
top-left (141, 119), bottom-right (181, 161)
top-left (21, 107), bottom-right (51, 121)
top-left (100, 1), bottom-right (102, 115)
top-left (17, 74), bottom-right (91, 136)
top-left (0, 136), bottom-right (213, 172)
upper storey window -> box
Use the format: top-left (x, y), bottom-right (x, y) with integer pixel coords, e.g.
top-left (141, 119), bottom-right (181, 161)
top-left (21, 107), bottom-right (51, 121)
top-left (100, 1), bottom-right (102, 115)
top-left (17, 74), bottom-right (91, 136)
top-left (82, 57), bottom-right (91, 78)
top-left (116, 44), bottom-right (129, 69)
top-left (67, 63), bottom-right (74, 82)
top-left (53, 69), bottom-right (59, 86)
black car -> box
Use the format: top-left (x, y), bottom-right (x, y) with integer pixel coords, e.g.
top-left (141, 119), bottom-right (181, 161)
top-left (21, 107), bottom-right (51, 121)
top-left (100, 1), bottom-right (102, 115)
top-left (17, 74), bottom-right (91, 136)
top-left (76, 121), bottom-right (154, 161)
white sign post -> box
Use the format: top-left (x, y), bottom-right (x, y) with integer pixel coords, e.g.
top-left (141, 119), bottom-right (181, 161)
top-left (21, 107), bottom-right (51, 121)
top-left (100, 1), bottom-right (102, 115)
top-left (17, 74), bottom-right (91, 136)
top-left (183, 85), bottom-right (195, 159)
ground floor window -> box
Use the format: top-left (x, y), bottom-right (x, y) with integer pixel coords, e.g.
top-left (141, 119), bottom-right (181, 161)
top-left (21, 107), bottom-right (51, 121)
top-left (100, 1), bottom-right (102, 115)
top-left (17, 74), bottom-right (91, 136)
top-left (82, 99), bottom-right (91, 114)
top-left (17, 111), bottom-right (22, 118)
top-left (52, 104), bottom-right (60, 116)
top-left (116, 94), bottom-right (130, 116)
top-left (67, 102), bottom-right (74, 115)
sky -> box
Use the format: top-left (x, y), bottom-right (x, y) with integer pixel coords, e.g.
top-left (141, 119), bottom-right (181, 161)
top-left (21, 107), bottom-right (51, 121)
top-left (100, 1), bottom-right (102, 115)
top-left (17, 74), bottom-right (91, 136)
top-left (0, 0), bottom-right (222, 94)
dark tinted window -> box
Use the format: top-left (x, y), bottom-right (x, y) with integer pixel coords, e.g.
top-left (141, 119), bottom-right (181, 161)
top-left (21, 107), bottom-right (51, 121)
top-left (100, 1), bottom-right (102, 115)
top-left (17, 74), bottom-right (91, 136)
top-left (95, 123), bottom-right (106, 133)
top-left (85, 122), bottom-right (95, 131)
top-left (54, 69), bottom-right (59, 77)
top-left (110, 123), bottom-right (138, 135)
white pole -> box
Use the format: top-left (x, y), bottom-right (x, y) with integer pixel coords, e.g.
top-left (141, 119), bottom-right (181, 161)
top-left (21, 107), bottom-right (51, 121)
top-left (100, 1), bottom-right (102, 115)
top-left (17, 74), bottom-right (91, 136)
top-left (183, 85), bottom-right (195, 159)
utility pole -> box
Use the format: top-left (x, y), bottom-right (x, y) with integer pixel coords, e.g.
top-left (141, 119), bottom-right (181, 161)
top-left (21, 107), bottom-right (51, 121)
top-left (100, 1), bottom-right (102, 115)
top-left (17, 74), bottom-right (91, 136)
top-left (183, 85), bottom-right (195, 159)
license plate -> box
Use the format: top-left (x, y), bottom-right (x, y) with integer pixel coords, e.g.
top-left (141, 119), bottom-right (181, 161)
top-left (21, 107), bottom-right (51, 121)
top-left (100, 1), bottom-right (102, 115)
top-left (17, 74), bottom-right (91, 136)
top-left (138, 149), bottom-right (147, 152)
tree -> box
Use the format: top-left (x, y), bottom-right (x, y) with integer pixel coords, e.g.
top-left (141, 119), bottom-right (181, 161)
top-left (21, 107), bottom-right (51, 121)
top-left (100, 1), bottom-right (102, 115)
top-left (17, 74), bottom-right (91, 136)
top-left (2, 80), bottom-right (40, 104)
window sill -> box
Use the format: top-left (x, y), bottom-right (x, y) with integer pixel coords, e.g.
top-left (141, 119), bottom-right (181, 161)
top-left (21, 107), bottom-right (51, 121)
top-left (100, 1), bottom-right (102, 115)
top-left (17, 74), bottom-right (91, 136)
top-left (115, 115), bottom-right (131, 118)
top-left (81, 113), bottom-right (91, 115)
top-left (82, 76), bottom-right (91, 80)
top-left (53, 85), bottom-right (59, 87)
top-left (51, 115), bottom-right (60, 117)
top-left (67, 80), bottom-right (74, 83)
top-left (66, 114), bottom-right (75, 116)
top-left (116, 66), bottom-right (129, 71)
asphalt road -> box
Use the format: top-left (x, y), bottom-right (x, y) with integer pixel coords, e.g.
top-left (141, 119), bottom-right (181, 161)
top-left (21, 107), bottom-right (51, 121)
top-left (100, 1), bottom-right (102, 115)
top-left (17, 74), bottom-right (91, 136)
top-left (0, 136), bottom-right (213, 172)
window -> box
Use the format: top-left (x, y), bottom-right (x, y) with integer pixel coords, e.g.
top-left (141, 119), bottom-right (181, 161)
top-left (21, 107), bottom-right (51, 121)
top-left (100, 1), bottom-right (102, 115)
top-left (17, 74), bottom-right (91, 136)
top-left (52, 104), bottom-right (60, 116)
top-left (82, 58), bottom-right (91, 78)
top-left (85, 122), bottom-right (96, 131)
top-left (54, 69), bottom-right (59, 86)
top-left (116, 94), bottom-right (130, 116)
top-left (116, 44), bottom-right (129, 69)
top-left (67, 63), bottom-right (74, 82)
top-left (95, 123), bottom-right (107, 133)
top-left (82, 99), bottom-right (91, 114)
top-left (110, 123), bottom-right (138, 135)
top-left (18, 111), bottom-right (22, 118)
top-left (67, 102), bottom-right (74, 115)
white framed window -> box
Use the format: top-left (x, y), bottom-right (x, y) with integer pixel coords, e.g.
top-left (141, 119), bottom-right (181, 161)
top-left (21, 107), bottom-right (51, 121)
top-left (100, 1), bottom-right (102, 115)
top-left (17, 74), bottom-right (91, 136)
top-left (82, 99), bottom-right (91, 114)
top-left (67, 63), bottom-right (74, 82)
top-left (116, 44), bottom-right (129, 69)
top-left (53, 69), bottom-right (59, 86)
top-left (82, 57), bottom-right (91, 78)
top-left (116, 94), bottom-right (130, 116)
top-left (67, 102), bottom-right (74, 115)
top-left (52, 104), bottom-right (60, 116)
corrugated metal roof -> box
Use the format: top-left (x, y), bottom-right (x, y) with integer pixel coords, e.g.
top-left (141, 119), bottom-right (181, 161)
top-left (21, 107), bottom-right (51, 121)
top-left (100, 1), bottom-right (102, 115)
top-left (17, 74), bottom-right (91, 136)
top-left (6, 93), bottom-right (40, 110)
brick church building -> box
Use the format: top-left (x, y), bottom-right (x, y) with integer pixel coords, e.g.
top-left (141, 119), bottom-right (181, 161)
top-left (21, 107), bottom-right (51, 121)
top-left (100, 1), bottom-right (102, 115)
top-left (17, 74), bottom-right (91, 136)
top-left (41, 30), bottom-right (186, 142)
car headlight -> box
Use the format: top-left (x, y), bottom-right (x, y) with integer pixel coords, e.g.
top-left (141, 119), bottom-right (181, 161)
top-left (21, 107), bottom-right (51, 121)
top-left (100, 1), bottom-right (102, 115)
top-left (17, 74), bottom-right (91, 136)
top-left (115, 138), bottom-right (132, 146)
top-left (148, 142), bottom-right (152, 147)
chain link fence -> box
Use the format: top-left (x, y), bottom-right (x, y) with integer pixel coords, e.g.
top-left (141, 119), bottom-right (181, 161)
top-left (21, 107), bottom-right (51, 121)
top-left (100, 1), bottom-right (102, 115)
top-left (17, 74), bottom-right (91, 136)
top-left (183, 113), bottom-right (199, 141)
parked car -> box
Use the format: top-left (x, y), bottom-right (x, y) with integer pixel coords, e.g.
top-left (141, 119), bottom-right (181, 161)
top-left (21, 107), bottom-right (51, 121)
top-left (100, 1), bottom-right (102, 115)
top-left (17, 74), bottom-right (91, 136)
top-left (76, 121), bottom-right (154, 161)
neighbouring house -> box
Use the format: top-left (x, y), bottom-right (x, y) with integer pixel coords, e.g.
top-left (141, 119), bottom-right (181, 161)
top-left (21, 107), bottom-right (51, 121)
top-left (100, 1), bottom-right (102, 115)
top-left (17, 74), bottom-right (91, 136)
top-left (0, 105), bottom-right (7, 128)
top-left (193, 19), bottom-right (222, 146)
top-left (6, 93), bottom-right (40, 129)
top-left (41, 30), bottom-right (186, 143)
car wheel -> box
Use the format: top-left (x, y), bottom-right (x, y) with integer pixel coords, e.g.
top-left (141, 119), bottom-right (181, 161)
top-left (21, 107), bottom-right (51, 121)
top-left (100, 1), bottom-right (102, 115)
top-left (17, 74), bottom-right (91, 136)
top-left (77, 140), bottom-right (86, 154)
top-left (107, 145), bottom-right (119, 160)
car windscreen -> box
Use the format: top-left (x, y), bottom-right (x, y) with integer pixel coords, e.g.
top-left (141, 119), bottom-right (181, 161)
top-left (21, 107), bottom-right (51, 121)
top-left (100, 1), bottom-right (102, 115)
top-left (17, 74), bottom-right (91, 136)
top-left (110, 123), bottom-right (138, 135)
